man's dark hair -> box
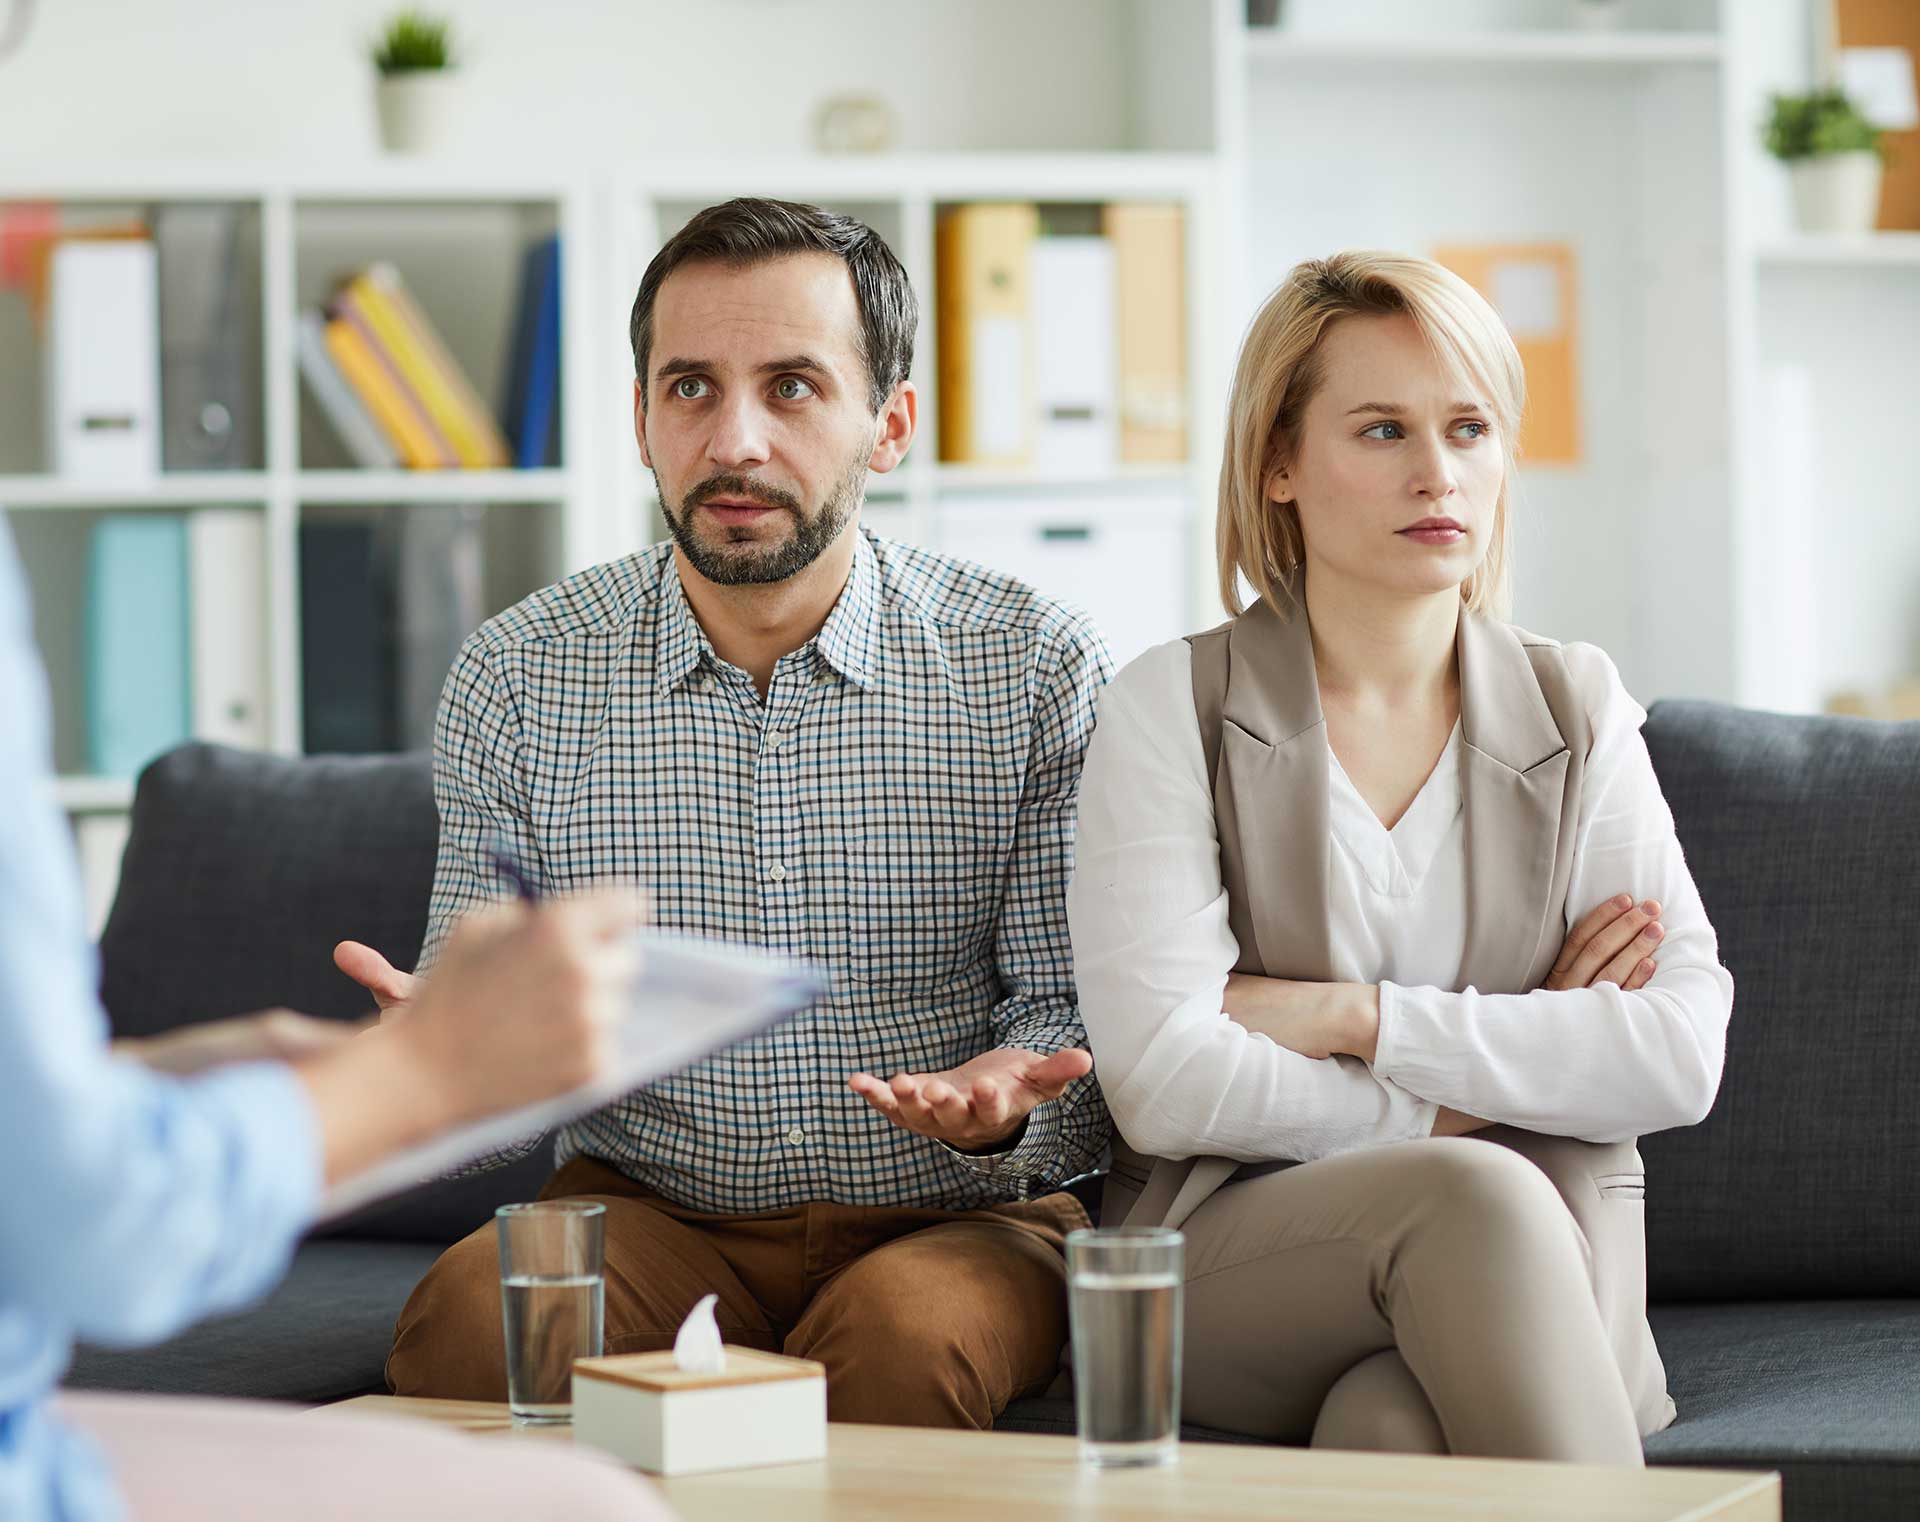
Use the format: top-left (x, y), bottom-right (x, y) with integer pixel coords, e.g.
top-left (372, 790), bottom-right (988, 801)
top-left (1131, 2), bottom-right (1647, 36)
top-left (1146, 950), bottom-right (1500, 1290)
top-left (628, 197), bottom-right (917, 414)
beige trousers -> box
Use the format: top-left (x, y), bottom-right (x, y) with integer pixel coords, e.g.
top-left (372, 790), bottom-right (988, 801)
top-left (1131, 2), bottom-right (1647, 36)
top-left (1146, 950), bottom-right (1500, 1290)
top-left (1105, 1134), bottom-right (1649, 1465)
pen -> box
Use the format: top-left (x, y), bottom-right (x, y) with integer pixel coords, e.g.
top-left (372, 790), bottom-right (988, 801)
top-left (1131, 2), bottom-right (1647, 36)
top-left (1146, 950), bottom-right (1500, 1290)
top-left (489, 837), bottom-right (539, 904)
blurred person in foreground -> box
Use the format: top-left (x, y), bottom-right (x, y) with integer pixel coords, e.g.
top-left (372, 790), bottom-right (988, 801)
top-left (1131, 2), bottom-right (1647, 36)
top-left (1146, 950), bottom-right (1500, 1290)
top-left (0, 514), bottom-right (675, 1520)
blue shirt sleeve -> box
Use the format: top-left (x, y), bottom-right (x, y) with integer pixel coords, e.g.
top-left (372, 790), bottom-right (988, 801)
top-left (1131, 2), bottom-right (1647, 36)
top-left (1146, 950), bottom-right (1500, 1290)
top-left (0, 518), bottom-right (321, 1346)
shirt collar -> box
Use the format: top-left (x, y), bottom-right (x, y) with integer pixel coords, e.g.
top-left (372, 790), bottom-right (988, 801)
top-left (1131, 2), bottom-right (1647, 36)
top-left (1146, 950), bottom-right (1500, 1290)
top-left (651, 530), bottom-right (883, 694)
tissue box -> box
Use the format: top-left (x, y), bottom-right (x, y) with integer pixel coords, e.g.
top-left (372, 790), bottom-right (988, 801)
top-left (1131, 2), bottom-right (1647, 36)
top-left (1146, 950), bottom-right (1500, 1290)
top-left (571, 1347), bottom-right (827, 1476)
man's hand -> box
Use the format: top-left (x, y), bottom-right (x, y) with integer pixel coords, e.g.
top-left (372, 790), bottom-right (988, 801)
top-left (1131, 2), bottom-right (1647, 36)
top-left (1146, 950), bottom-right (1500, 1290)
top-left (848, 1047), bottom-right (1094, 1153)
top-left (334, 941), bottom-right (421, 1020)
top-left (1544, 894), bottom-right (1663, 993)
top-left (1223, 975), bottom-right (1380, 1062)
top-left (116, 1009), bottom-right (361, 1075)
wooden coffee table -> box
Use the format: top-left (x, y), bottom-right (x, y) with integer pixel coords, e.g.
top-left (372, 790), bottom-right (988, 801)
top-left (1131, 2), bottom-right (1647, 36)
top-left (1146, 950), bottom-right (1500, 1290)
top-left (317, 1397), bottom-right (1778, 1521)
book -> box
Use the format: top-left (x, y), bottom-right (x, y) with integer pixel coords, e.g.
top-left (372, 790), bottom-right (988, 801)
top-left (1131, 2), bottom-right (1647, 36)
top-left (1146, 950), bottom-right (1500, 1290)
top-left (503, 235), bottom-right (562, 470)
top-left (298, 310), bottom-right (400, 469)
top-left (86, 514), bottom-right (191, 776)
top-left (323, 310), bottom-right (454, 469)
top-left (1103, 203), bottom-right (1189, 464)
top-left (187, 508), bottom-right (270, 750)
top-left (935, 203), bottom-right (1037, 465)
top-left (344, 263), bottom-right (511, 469)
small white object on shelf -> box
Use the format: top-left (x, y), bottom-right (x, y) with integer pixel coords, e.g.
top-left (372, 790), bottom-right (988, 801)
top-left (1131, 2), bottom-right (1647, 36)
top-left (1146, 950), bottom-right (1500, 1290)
top-left (572, 1344), bottom-right (827, 1476)
top-left (1789, 152), bottom-right (1884, 236)
top-left (375, 73), bottom-right (463, 154)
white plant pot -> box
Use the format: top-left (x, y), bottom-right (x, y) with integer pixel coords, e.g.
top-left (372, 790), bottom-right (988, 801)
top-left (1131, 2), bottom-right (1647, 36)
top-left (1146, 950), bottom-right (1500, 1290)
top-left (375, 72), bottom-right (461, 154)
top-left (1787, 152), bottom-right (1884, 235)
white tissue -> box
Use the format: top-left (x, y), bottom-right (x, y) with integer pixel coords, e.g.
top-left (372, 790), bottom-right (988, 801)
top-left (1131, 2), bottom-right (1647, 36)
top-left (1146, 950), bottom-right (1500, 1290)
top-left (673, 1292), bottom-right (725, 1374)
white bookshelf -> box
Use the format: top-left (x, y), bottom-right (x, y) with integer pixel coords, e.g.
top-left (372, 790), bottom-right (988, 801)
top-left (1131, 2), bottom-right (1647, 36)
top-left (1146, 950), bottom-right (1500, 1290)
top-left (0, 168), bottom-right (596, 825)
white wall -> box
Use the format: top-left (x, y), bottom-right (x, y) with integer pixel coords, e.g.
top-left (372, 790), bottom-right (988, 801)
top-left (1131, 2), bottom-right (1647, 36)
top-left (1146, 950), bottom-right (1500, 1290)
top-left (0, 0), bottom-right (1132, 162)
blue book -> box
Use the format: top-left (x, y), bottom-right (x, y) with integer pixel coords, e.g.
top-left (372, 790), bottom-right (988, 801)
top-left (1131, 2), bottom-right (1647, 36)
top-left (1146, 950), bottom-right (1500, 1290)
top-left (86, 515), bottom-right (192, 777)
top-left (299, 519), bottom-right (395, 753)
top-left (504, 235), bottom-right (561, 470)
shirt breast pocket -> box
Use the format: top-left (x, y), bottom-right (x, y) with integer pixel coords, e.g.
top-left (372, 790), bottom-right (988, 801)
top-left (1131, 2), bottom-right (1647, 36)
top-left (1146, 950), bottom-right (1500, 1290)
top-left (840, 840), bottom-right (998, 988)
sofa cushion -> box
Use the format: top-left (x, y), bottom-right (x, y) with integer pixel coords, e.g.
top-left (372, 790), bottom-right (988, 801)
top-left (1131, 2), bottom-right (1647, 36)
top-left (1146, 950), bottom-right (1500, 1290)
top-left (1645, 1300), bottom-right (1920, 1522)
top-left (1640, 702), bottom-right (1920, 1301)
top-left (62, 1240), bottom-right (445, 1404)
top-left (97, 742), bottom-right (554, 1243)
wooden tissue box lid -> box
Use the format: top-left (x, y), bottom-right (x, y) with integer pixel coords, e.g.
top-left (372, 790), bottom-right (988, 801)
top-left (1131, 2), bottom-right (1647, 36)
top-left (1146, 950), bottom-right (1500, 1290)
top-left (573, 1347), bottom-right (825, 1393)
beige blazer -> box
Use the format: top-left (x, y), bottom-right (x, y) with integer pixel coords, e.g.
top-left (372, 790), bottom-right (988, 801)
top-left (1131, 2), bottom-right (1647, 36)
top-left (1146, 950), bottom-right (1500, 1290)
top-left (1107, 584), bottom-right (1675, 1434)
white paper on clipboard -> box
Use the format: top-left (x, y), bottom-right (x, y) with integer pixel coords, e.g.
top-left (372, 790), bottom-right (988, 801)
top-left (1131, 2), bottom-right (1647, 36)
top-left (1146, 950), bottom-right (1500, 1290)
top-left (318, 932), bottom-right (824, 1220)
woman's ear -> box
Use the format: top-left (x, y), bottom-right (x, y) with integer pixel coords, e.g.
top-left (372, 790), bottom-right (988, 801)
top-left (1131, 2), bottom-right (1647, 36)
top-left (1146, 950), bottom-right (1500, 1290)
top-left (1263, 458), bottom-right (1294, 507)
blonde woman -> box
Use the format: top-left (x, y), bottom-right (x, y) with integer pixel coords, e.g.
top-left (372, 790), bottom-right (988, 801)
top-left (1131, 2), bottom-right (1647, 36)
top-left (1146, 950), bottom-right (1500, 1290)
top-left (1067, 252), bottom-right (1733, 1463)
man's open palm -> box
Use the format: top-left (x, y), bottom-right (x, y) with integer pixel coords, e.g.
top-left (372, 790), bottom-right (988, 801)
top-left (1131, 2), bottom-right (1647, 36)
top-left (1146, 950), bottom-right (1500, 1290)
top-left (848, 1047), bottom-right (1094, 1152)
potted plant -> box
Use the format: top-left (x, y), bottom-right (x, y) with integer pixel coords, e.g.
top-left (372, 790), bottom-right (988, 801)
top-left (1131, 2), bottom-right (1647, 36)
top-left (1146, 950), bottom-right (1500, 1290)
top-left (1763, 88), bottom-right (1886, 235)
top-left (372, 11), bottom-right (458, 154)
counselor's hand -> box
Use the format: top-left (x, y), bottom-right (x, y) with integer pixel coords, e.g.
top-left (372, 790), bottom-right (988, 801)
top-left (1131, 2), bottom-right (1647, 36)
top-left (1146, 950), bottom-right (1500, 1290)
top-left (848, 1047), bottom-right (1094, 1153)
top-left (116, 1009), bottom-right (362, 1075)
top-left (1544, 894), bottom-right (1664, 993)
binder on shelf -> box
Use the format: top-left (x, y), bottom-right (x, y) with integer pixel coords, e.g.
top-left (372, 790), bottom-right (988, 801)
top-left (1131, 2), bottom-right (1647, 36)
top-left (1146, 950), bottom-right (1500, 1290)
top-left (188, 508), bottom-right (270, 750)
top-left (1432, 242), bottom-right (1581, 465)
top-left (342, 264), bottom-right (511, 469)
top-left (936, 203), bottom-right (1038, 466)
top-left (299, 517), bottom-right (395, 753)
top-left (86, 515), bottom-right (191, 777)
top-left (298, 311), bottom-right (400, 469)
top-left (46, 239), bottom-right (162, 483)
top-left (155, 203), bottom-right (259, 472)
top-left (323, 310), bottom-right (455, 469)
top-left (391, 503), bottom-right (486, 751)
top-left (1030, 235), bottom-right (1118, 473)
top-left (503, 235), bottom-right (562, 470)
top-left (1104, 203), bottom-right (1189, 464)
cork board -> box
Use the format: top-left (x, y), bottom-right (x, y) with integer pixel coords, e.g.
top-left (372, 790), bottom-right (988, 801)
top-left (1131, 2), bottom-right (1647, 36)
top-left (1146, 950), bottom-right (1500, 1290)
top-left (1839, 0), bottom-right (1920, 230)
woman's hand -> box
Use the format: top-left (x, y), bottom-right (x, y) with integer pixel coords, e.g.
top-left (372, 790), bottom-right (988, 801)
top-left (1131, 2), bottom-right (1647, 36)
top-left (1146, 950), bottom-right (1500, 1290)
top-left (1223, 974), bottom-right (1380, 1062)
top-left (1545, 894), bottom-right (1664, 993)
top-left (115, 1010), bottom-right (363, 1075)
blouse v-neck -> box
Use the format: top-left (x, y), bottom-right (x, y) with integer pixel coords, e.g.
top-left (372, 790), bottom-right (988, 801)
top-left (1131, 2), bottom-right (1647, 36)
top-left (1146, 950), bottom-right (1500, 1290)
top-left (1326, 719), bottom-right (1464, 898)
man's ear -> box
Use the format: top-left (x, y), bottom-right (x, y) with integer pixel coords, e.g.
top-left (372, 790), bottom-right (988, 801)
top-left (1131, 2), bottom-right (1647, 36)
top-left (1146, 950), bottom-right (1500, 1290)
top-left (866, 380), bottom-right (917, 475)
top-left (633, 378), bottom-right (652, 468)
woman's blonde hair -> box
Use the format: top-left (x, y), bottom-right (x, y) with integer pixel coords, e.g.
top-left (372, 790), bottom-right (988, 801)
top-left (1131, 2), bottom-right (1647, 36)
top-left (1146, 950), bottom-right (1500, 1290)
top-left (1216, 251), bottom-right (1525, 619)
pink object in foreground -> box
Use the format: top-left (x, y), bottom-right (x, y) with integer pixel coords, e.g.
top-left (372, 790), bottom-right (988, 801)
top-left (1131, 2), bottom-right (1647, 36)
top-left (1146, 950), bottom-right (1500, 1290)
top-left (58, 1391), bottom-right (677, 1522)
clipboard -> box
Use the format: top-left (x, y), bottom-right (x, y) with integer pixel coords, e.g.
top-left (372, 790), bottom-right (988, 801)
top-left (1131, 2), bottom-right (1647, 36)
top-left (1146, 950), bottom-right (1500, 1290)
top-left (318, 931), bottom-right (824, 1220)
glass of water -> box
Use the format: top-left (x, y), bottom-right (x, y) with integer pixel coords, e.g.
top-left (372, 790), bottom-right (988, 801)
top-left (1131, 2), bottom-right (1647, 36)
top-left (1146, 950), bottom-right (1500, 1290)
top-left (496, 1201), bottom-right (606, 1424)
top-left (1066, 1226), bottom-right (1184, 1468)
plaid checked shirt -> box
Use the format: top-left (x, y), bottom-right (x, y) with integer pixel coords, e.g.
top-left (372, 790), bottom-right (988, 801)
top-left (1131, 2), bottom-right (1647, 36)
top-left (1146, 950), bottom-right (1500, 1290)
top-left (419, 528), bottom-right (1114, 1213)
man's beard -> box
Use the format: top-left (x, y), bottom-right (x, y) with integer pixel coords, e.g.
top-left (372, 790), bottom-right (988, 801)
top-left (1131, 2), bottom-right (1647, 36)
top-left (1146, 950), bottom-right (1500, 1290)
top-left (657, 453), bottom-right (866, 587)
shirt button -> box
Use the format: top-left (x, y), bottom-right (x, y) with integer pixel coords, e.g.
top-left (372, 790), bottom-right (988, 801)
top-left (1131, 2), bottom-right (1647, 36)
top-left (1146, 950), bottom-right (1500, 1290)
top-left (766, 730), bottom-right (790, 752)
top-left (786, 1127), bottom-right (806, 1146)
top-left (768, 863), bottom-right (787, 883)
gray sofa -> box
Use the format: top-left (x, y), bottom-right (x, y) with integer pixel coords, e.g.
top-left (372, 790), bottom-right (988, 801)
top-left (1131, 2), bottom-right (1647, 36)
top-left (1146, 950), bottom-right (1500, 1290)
top-left (65, 702), bottom-right (1920, 1520)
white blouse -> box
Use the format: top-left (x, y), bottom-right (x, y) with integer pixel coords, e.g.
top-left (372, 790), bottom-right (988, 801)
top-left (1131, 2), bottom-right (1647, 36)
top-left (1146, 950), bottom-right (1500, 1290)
top-left (1067, 636), bottom-right (1734, 1165)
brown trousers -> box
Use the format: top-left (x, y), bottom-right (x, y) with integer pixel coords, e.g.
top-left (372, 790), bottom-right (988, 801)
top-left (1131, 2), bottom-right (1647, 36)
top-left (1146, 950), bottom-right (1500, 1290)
top-left (387, 1156), bottom-right (1087, 1429)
